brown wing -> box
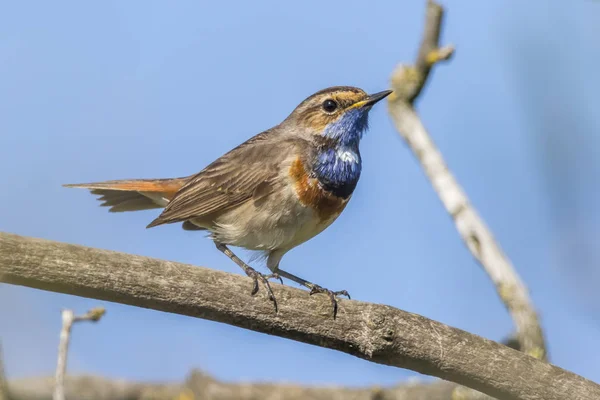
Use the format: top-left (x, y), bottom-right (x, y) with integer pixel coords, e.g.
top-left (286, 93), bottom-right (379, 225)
top-left (146, 130), bottom-right (299, 228)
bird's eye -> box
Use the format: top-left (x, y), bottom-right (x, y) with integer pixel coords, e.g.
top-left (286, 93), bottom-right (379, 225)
top-left (322, 99), bottom-right (338, 113)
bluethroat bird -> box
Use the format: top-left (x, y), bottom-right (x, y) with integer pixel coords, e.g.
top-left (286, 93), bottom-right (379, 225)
top-left (65, 86), bottom-right (392, 317)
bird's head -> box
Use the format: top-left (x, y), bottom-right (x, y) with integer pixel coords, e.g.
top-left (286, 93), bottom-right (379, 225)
top-left (285, 86), bottom-right (393, 146)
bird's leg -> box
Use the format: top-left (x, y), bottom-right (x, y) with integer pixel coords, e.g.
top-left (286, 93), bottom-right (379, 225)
top-left (275, 269), bottom-right (350, 319)
top-left (214, 242), bottom-right (282, 312)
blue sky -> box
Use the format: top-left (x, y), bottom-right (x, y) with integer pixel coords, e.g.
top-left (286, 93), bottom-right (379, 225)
top-left (1, 0), bottom-right (599, 388)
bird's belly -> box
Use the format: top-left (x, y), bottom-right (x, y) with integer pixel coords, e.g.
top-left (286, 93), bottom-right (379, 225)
top-left (207, 184), bottom-right (346, 252)
top-left (285, 207), bottom-right (342, 249)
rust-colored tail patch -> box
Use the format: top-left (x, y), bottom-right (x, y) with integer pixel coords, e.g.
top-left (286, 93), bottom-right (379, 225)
top-left (64, 178), bottom-right (187, 196)
top-left (64, 178), bottom-right (189, 212)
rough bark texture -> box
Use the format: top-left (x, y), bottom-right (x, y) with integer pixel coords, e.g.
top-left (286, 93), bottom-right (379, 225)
top-left (387, 0), bottom-right (546, 362)
top-left (1, 232), bottom-right (599, 400)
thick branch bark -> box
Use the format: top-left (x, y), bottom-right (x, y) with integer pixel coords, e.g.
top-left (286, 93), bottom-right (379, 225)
top-left (387, 0), bottom-right (545, 360)
top-left (1, 232), bottom-right (598, 400)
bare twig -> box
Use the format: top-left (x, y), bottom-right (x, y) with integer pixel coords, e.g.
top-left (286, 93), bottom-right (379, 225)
top-left (54, 307), bottom-right (105, 400)
top-left (0, 343), bottom-right (9, 400)
top-left (387, 0), bottom-right (545, 360)
top-left (1, 232), bottom-right (598, 400)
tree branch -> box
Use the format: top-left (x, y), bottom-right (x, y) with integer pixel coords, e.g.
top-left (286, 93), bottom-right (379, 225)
top-left (0, 343), bottom-right (9, 400)
top-left (387, 0), bottom-right (545, 361)
top-left (1, 232), bottom-right (598, 400)
top-left (8, 369), bottom-right (459, 400)
top-left (54, 308), bottom-right (105, 400)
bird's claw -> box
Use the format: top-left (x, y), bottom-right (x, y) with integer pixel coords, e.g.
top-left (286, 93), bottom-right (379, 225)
top-left (244, 268), bottom-right (281, 312)
top-left (268, 273), bottom-right (284, 286)
top-left (308, 284), bottom-right (351, 319)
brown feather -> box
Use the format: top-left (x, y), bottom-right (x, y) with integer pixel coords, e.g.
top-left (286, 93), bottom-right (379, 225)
top-left (146, 132), bottom-right (302, 228)
top-left (181, 221), bottom-right (205, 231)
top-left (63, 178), bottom-right (189, 212)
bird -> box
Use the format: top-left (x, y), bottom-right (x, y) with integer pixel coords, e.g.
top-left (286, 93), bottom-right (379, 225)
top-left (64, 86), bottom-right (393, 318)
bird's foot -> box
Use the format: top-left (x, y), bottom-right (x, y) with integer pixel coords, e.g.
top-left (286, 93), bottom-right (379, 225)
top-left (214, 242), bottom-right (283, 313)
top-left (307, 284), bottom-right (351, 319)
top-left (244, 267), bottom-right (283, 312)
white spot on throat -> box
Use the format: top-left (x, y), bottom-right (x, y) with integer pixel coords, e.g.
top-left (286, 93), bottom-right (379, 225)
top-left (336, 148), bottom-right (359, 164)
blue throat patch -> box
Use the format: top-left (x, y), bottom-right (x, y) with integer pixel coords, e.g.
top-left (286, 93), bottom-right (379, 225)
top-left (313, 108), bottom-right (369, 198)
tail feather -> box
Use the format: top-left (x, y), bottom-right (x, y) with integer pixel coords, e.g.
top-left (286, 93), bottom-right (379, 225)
top-left (63, 178), bottom-right (187, 193)
top-left (92, 189), bottom-right (137, 206)
top-left (64, 178), bottom-right (189, 213)
top-left (96, 190), bottom-right (163, 212)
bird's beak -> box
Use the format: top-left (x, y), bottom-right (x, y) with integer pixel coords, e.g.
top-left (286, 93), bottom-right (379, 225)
top-left (350, 90), bottom-right (394, 109)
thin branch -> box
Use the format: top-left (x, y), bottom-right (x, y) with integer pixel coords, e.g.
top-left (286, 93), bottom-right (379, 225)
top-left (1, 232), bottom-right (598, 400)
top-left (7, 340), bottom-right (523, 400)
top-left (54, 307), bottom-right (105, 400)
top-left (0, 343), bottom-right (9, 400)
top-left (7, 370), bottom-right (457, 400)
top-left (387, 0), bottom-right (545, 360)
